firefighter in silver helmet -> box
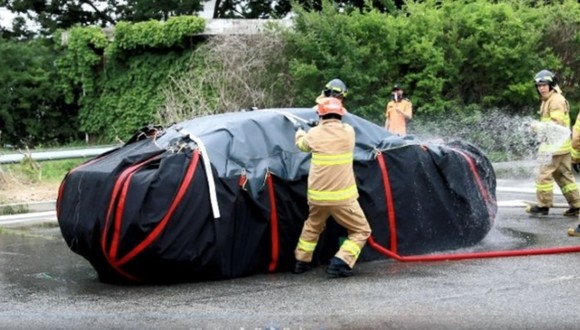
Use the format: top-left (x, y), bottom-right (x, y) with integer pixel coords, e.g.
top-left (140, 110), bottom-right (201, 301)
top-left (526, 70), bottom-right (580, 219)
top-left (315, 78), bottom-right (348, 103)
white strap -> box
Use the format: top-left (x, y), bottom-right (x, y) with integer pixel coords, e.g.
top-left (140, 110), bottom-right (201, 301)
top-left (178, 128), bottom-right (221, 219)
top-left (261, 109), bottom-right (310, 126)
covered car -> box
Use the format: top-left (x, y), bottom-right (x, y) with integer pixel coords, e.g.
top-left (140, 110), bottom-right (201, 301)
top-left (57, 108), bottom-right (497, 284)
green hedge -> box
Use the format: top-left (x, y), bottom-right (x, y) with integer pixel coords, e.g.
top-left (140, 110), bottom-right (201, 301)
top-left (282, 0), bottom-right (575, 124)
top-left (4, 0), bottom-right (580, 148)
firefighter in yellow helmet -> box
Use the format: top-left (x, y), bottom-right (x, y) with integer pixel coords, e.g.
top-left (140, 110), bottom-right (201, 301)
top-left (293, 97), bottom-right (371, 278)
top-left (526, 69), bottom-right (580, 218)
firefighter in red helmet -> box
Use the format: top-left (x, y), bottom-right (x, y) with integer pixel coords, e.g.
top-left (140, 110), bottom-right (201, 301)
top-left (293, 97), bottom-right (371, 278)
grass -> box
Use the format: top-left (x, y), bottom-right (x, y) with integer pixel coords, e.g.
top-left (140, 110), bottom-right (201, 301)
top-left (0, 157), bottom-right (89, 184)
top-left (0, 204), bottom-right (29, 215)
top-left (0, 157), bottom-right (89, 206)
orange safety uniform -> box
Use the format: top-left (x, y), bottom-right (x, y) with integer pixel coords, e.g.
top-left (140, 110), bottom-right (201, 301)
top-left (294, 119), bottom-right (371, 269)
top-left (384, 98), bottom-right (412, 135)
top-left (535, 90), bottom-right (580, 208)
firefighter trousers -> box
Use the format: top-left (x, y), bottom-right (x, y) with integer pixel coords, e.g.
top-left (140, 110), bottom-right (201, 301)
top-left (295, 200), bottom-right (371, 269)
top-left (535, 153), bottom-right (580, 208)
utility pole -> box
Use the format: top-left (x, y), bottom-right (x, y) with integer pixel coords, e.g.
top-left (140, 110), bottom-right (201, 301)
top-left (201, 0), bottom-right (218, 19)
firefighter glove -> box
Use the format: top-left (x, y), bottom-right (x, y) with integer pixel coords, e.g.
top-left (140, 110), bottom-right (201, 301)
top-left (573, 163), bottom-right (580, 173)
top-left (308, 119), bottom-right (319, 127)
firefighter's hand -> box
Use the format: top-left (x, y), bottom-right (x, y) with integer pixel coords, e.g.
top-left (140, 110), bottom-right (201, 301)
top-left (573, 163), bottom-right (580, 173)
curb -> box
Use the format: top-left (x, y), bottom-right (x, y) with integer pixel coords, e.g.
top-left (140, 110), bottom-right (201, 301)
top-left (0, 200), bottom-right (56, 214)
top-left (0, 211), bottom-right (57, 227)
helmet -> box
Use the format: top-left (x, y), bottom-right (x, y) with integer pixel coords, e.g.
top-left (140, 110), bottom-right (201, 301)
top-left (392, 84), bottom-right (403, 91)
top-left (323, 79), bottom-right (348, 98)
top-left (534, 70), bottom-right (557, 88)
top-left (316, 97), bottom-right (346, 117)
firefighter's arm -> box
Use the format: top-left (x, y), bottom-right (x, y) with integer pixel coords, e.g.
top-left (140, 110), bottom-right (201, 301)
top-left (403, 101), bottom-right (413, 120)
top-left (549, 109), bottom-right (568, 126)
top-left (394, 101), bottom-right (412, 120)
top-left (295, 129), bottom-right (311, 152)
top-left (548, 97), bottom-right (569, 126)
top-left (572, 120), bottom-right (580, 165)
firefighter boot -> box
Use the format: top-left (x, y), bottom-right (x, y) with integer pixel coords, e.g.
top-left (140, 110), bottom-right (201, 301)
top-left (567, 225), bottom-right (580, 237)
top-left (326, 257), bottom-right (353, 278)
top-left (292, 261), bottom-right (312, 274)
top-left (563, 207), bottom-right (580, 217)
top-left (525, 205), bottom-right (549, 216)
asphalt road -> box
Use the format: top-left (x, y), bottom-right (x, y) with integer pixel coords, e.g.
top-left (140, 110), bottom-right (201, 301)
top-left (1, 179), bottom-right (580, 330)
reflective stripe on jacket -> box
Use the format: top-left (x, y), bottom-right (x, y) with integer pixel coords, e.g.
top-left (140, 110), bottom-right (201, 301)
top-left (539, 91), bottom-right (571, 156)
top-left (295, 119), bottom-right (358, 205)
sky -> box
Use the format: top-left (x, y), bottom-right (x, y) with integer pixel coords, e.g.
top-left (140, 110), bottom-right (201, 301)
top-left (0, 7), bottom-right (16, 28)
top-left (0, 2), bottom-right (216, 30)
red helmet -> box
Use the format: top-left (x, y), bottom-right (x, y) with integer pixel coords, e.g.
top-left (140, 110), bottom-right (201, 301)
top-left (316, 97), bottom-right (346, 116)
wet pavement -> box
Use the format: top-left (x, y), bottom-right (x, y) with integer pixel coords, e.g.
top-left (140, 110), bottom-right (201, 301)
top-left (1, 178), bottom-right (580, 329)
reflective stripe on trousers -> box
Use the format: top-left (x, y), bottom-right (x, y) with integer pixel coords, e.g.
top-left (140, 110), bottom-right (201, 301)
top-left (295, 201), bottom-right (371, 269)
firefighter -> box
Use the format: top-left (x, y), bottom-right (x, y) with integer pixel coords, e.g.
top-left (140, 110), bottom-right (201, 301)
top-left (315, 78), bottom-right (348, 104)
top-left (526, 69), bottom-right (580, 217)
top-left (568, 83), bottom-right (580, 236)
top-left (293, 97), bottom-right (371, 278)
top-left (384, 84), bottom-right (413, 135)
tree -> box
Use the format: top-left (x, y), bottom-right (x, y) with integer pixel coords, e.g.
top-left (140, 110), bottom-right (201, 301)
top-left (213, 0), bottom-right (403, 18)
top-left (0, 38), bottom-right (79, 146)
top-left (0, 0), bottom-right (405, 36)
top-left (0, 0), bottom-right (207, 36)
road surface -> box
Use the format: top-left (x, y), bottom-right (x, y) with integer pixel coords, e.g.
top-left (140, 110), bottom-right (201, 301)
top-left (0, 179), bottom-right (579, 329)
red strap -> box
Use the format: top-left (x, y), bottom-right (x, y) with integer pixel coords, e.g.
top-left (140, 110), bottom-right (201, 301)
top-left (100, 155), bottom-right (160, 282)
top-left (376, 153), bottom-right (398, 253)
top-left (239, 172), bottom-right (247, 188)
top-left (115, 150), bottom-right (200, 267)
top-left (100, 151), bottom-right (199, 281)
top-left (102, 156), bottom-right (158, 260)
top-left (266, 173), bottom-right (279, 272)
top-left (449, 147), bottom-right (497, 226)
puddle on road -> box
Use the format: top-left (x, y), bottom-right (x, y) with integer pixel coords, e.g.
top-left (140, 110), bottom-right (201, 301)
top-left (0, 226), bottom-right (99, 295)
top-left (476, 226), bottom-right (538, 251)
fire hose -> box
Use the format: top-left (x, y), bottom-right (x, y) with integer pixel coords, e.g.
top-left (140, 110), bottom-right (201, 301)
top-left (369, 148), bottom-right (580, 262)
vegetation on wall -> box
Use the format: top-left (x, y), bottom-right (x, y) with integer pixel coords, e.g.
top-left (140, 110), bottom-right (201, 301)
top-left (55, 16), bottom-right (205, 141)
top-left (160, 32), bottom-right (294, 123)
top-left (2, 0), bottom-right (580, 159)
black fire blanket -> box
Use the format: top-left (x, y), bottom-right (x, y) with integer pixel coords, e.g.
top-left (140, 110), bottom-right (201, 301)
top-left (57, 108), bottom-right (497, 284)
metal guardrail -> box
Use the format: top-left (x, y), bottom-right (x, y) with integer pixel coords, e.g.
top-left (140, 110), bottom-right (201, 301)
top-left (0, 145), bottom-right (120, 164)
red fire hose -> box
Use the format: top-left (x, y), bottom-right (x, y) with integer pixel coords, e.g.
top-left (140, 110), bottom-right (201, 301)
top-left (371, 149), bottom-right (580, 262)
